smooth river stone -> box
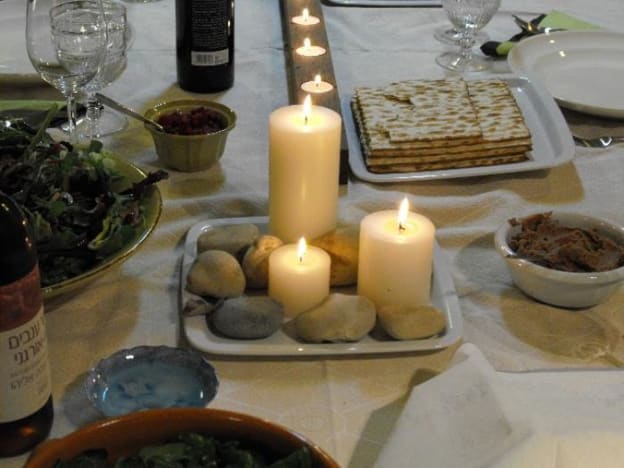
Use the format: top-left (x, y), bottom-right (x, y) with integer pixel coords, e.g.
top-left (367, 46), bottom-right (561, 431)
top-left (377, 304), bottom-right (446, 340)
top-left (294, 293), bottom-right (376, 343)
top-left (197, 224), bottom-right (260, 257)
top-left (212, 297), bottom-right (284, 339)
top-left (311, 225), bottom-right (359, 286)
top-left (186, 250), bottom-right (246, 298)
top-left (241, 235), bottom-right (284, 289)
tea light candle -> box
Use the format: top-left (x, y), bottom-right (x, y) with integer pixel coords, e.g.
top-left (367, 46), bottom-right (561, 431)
top-left (301, 74), bottom-right (334, 94)
top-left (268, 238), bottom-right (331, 318)
top-left (357, 198), bottom-right (435, 308)
top-left (296, 38), bottom-right (326, 57)
top-left (269, 95), bottom-right (341, 242)
top-left (291, 8), bottom-right (320, 25)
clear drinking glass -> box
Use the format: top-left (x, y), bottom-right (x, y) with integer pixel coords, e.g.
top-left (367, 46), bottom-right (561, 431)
top-left (76, 1), bottom-right (131, 139)
top-left (26, 0), bottom-right (108, 137)
top-left (436, 0), bottom-right (501, 72)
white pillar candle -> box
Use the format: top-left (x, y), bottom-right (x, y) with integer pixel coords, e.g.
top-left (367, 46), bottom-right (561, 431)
top-left (357, 199), bottom-right (435, 308)
top-left (291, 8), bottom-right (320, 25)
top-left (301, 74), bottom-right (334, 94)
top-left (269, 95), bottom-right (341, 242)
top-left (296, 38), bottom-right (326, 57)
top-left (268, 238), bottom-right (331, 318)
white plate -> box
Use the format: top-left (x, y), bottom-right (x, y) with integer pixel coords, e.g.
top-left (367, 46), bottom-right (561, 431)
top-left (508, 31), bottom-right (624, 118)
top-left (345, 75), bottom-right (574, 183)
top-left (181, 217), bottom-right (462, 357)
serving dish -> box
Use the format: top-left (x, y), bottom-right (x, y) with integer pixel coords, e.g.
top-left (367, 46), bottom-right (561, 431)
top-left (144, 99), bottom-right (236, 172)
top-left (43, 154), bottom-right (162, 300)
top-left (494, 211), bottom-right (624, 308)
top-left (84, 345), bottom-right (219, 417)
top-left (344, 75), bottom-right (575, 183)
top-left (508, 31), bottom-right (624, 118)
top-left (25, 408), bottom-right (340, 467)
top-left (181, 216), bottom-right (462, 356)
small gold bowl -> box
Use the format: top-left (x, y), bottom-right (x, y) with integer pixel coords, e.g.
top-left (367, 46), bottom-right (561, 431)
top-left (144, 99), bottom-right (236, 172)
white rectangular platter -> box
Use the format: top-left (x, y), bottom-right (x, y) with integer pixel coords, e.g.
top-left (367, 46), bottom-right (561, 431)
top-left (345, 75), bottom-right (576, 183)
top-left (181, 217), bottom-right (462, 357)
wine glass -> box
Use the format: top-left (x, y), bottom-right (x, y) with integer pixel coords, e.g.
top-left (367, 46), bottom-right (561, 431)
top-left (435, 0), bottom-right (501, 72)
top-left (26, 0), bottom-right (108, 138)
top-left (76, 1), bottom-right (131, 139)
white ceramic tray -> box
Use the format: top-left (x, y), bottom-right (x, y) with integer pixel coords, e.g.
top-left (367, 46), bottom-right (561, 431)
top-left (181, 217), bottom-right (462, 357)
top-left (508, 31), bottom-right (624, 118)
top-left (345, 75), bottom-right (575, 183)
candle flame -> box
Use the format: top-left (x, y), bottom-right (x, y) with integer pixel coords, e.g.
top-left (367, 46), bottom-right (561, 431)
top-left (303, 37), bottom-right (311, 49)
top-left (314, 74), bottom-right (322, 87)
top-left (303, 94), bottom-right (311, 125)
top-left (398, 197), bottom-right (409, 232)
top-left (297, 237), bottom-right (307, 262)
top-left (302, 8), bottom-right (309, 21)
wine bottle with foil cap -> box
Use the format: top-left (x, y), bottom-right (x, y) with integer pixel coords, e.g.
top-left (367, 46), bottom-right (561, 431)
top-left (175, 0), bottom-right (235, 92)
top-left (0, 192), bottom-right (53, 457)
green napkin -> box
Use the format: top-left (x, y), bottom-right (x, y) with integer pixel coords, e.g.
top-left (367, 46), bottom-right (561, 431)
top-left (481, 10), bottom-right (600, 57)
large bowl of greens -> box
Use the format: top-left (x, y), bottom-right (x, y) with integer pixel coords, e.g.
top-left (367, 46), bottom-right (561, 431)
top-left (25, 408), bottom-right (340, 467)
top-left (0, 113), bottom-right (167, 300)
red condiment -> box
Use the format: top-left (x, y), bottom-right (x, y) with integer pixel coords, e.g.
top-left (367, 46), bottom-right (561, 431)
top-left (157, 107), bottom-right (226, 135)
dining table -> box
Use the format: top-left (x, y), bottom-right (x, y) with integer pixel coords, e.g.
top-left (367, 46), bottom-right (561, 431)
top-left (2, 0), bottom-right (624, 466)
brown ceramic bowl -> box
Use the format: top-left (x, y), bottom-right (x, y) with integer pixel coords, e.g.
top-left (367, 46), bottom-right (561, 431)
top-left (25, 408), bottom-right (339, 467)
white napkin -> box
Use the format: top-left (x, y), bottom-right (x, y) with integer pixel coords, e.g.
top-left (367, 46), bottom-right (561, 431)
top-left (374, 343), bottom-right (624, 468)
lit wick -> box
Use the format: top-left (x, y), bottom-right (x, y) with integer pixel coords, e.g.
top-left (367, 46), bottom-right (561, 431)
top-left (303, 94), bottom-right (311, 126)
top-left (297, 237), bottom-right (307, 263)
top-left (398, 197), bottom-right (409, 233)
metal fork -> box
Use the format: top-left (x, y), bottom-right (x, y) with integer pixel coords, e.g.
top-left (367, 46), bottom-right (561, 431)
top-left (573, 135), bottom-right (624, 148)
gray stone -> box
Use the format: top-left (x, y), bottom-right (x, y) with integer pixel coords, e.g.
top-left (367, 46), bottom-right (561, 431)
top-left (241, 235), bottom-right (283, 289)
top-left (377, 304), bottom-right (446, 340)
top-left (212, 296), bottom-right (284, 339)
top-left (186, 250), bottom-right (246, 298)
top-left (197, 224), bottom-right (260, 257)
top-left (294, 293), bottom-right (376, 343)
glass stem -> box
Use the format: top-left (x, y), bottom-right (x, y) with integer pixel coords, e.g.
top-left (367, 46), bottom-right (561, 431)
top-left (65, 95), bottom-right (77, 137)
top-left (459, 26), bottom-right (476, 62)
top-left (86, 93), bottom-right (102, 139)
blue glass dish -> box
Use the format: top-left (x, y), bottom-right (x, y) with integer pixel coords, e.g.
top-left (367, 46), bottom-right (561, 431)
top-left (84, 345), bottom-right (219, 417)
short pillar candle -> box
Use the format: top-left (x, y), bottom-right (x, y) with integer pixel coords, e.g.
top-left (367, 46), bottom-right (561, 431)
top-left (268, 238), bottom-right (331, 318)
top-left (357, 199), bottom-right (435, 308)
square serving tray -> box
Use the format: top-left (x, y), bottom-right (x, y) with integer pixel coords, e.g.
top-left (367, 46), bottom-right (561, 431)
top-left (181, 217), bottom-right (462, 357)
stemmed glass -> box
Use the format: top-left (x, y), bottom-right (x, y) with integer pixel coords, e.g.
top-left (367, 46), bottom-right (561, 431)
top-left (76, 1), bottom-right (132, 139)
top-left (26, 0), bottom-right (108, 138)
top-left (436, 0), bottom-right (501, 72)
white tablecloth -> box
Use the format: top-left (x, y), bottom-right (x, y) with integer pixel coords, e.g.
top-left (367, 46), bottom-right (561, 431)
top-left (2, 0), bottom-right (624, 466)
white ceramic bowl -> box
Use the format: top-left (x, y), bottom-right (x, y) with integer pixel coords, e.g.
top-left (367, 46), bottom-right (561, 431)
top-left (494, 211), bottom-right (624, 308)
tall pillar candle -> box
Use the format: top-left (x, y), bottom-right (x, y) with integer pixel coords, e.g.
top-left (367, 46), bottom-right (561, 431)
top-left (269, 96), bottom-right (341, 243)
top-left (268, 238), bottom-right (331, 318)
top-left (357, 200), bottom-right (435, 308)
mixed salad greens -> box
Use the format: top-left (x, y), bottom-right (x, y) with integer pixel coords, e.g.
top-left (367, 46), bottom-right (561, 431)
top-left (53, 432), bottom-right (317, 468)
top-left (0, 106), bottom-right (168, 287)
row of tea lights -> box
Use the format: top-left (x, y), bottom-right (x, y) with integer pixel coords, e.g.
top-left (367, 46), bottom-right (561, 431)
top-left (265, 7), bottom-right (436, 318)
top-left (291, 8), bottom-right (334, 94)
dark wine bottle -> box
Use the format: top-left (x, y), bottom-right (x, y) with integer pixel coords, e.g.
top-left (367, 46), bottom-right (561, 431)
top-left (175, 0), bottom-right (235, 93)
top-left (0, 192), bottom-right (53, 457)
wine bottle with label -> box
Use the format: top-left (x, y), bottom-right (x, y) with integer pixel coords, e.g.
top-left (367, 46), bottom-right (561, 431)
top-left (176, 0), bottom-right (235, 93)
top-left (0, 192), bottom-right (53, 457)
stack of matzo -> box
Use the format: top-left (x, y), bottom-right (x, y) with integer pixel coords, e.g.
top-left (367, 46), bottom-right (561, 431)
top-left (352, 78), bottom-right (532, 173)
